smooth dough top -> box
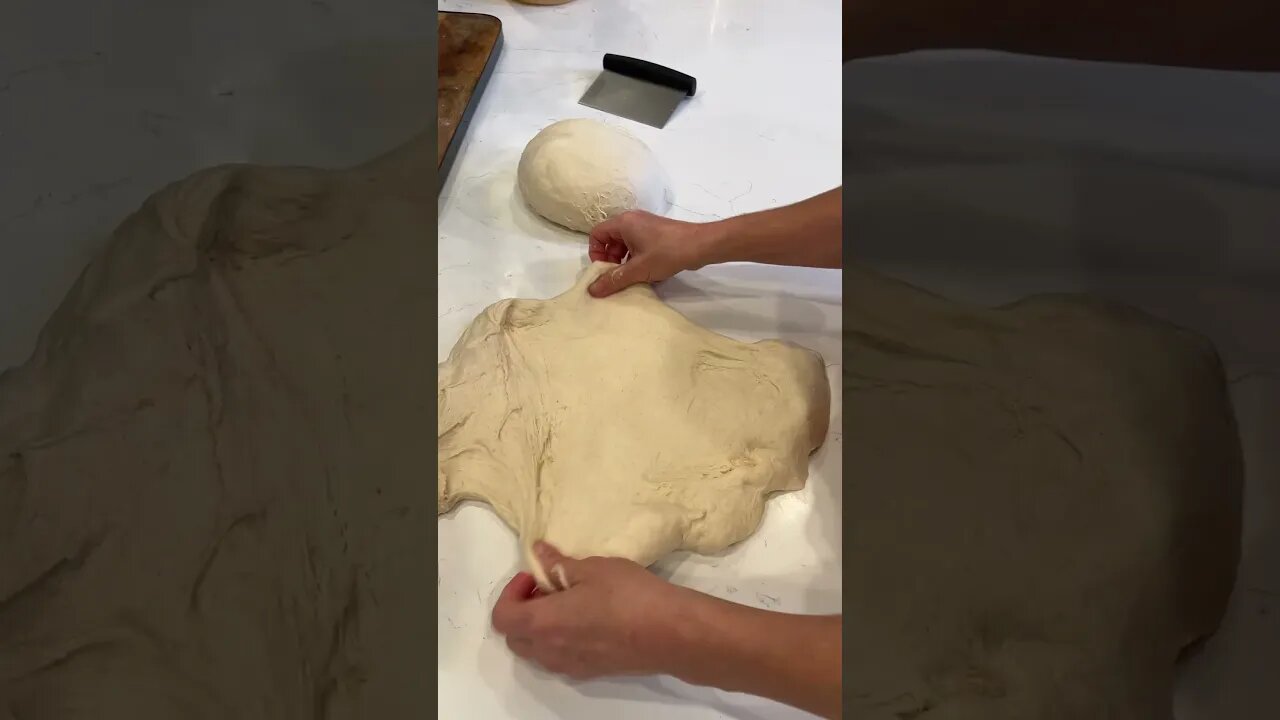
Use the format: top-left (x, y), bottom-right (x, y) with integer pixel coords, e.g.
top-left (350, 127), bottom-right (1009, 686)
top-left (437, 262), bottom-right (830, 573)
top-left (516, 119), bottom-right (669, 234)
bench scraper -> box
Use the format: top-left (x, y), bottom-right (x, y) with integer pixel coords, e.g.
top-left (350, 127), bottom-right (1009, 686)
top-left (578, 53), bottom-right (696, 128)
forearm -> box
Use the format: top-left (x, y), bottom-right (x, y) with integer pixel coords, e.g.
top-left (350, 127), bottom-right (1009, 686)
top-left (845, 0), bottom-right (1280, 71)
top-left (666, 593), bottom-right (842, 718)
top-left (697, 188), bottom-right (842, 269)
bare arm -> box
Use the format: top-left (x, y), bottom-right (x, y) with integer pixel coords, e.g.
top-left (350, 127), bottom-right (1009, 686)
top-left (668, 597), bottom-right (843, 719)
top-left (699, 188), bottom-right (843, 269)
top-left (587, 188), bottom-right (842, 296)
top-left (845, 0), bottom-right (1280, 71)
top-left (492, 546), bottom-right (842, 718)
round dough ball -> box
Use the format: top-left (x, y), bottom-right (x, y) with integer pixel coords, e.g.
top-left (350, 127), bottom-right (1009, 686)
top-left (517, 118), bottom-right (668, 233)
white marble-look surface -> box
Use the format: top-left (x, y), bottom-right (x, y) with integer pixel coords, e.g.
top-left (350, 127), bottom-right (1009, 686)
top-left (436, 1), bottom-right (842, 719)
top-left (9, 0), bottom-right (1271, 718)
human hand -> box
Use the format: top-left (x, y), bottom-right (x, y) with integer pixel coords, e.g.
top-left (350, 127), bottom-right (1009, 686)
top-left (490, 541), bottom-right (704, 680)
top-left (586, 211), bottom-right (720, 298)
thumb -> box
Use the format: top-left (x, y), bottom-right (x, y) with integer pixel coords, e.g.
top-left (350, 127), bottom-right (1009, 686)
top-left (588, 259), bottom-right (650, 298)
top-left (527, 540), bottom-right (580, 593)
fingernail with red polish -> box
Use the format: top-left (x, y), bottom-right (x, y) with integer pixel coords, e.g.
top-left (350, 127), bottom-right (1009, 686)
top-left (512, 571), bottom-right (538, 599)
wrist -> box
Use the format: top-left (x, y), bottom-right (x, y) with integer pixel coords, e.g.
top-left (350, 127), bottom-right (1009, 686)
top-left (687, 218), bottom-right (735, 269)
top-left (657, 590), bottom-right (746, 687)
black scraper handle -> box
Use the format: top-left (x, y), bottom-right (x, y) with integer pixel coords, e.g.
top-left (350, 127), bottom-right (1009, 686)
top-left (603, 54), bottom-right (697, 97)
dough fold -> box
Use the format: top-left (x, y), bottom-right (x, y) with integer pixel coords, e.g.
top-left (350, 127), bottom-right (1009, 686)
top-left (436, 263), bottom-right (830, 583)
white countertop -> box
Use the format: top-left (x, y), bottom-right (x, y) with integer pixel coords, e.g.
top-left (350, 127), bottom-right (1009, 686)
top-left (0, 1), bottom-right (839, 717)
top-left (436, 1), bottom-right (842, 718)
top-left (8, 1), bottom-right (1271, 718)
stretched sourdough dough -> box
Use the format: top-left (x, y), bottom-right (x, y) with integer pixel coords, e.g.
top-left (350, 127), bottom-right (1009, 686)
top-left (841, 265), bottom-right (1243, 720)
top-left (436, 263), bottom-right (830, 582)
top-left (0, 126), bottom-right (1243, 718)
top-left (0, 137), bottom-right (436, 717)
top-left (517, 119), bottom-right (668, 233)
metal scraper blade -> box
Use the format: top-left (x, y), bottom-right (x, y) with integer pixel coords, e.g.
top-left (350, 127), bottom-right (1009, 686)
top-left (579, 71), bottom-right (686, 129)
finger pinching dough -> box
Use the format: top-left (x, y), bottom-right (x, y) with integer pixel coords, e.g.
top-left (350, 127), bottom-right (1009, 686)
top-left (436, 263), bottom-right (830, 586)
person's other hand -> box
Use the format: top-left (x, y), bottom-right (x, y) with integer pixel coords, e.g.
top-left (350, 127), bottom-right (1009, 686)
top-left (490, 541), bottom-right (702, 679)
top-left (586, 211), bottom-right (718, 298)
